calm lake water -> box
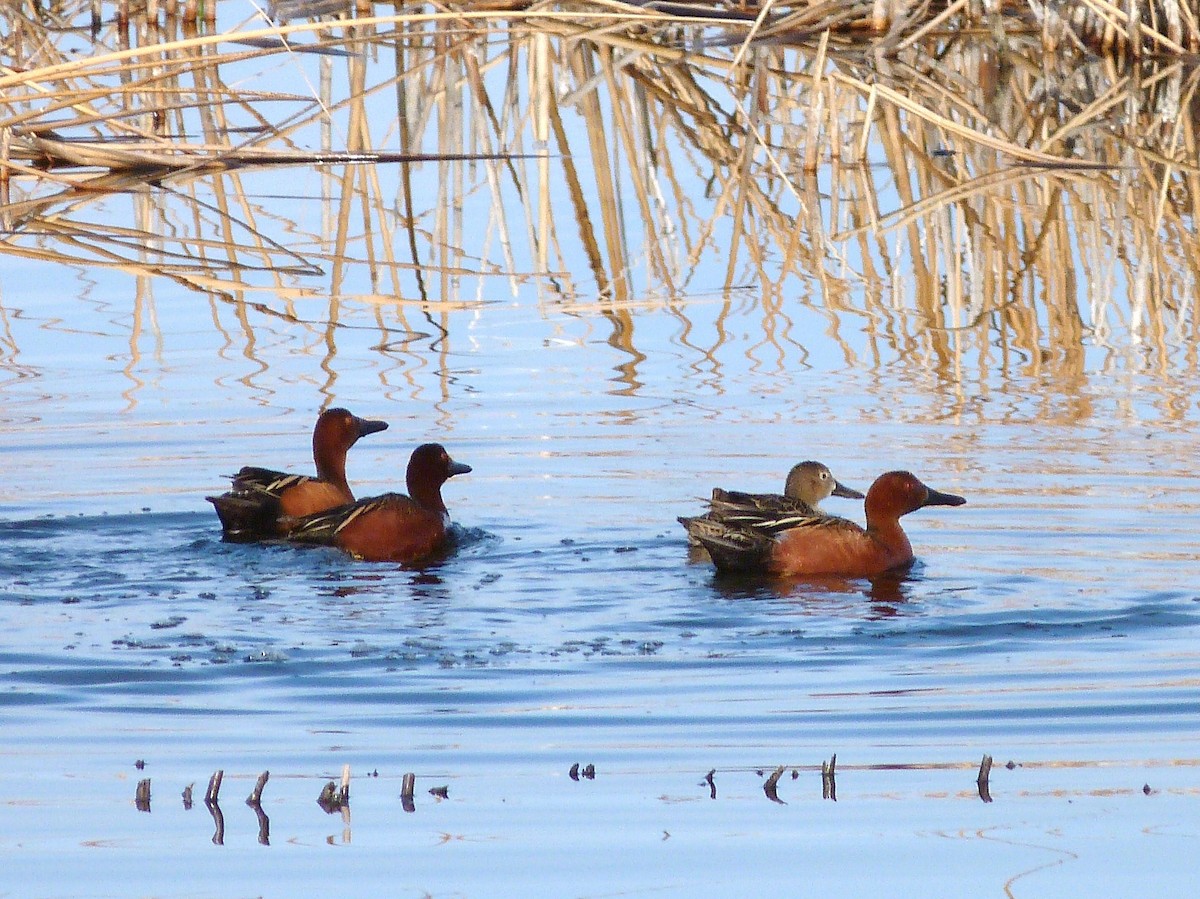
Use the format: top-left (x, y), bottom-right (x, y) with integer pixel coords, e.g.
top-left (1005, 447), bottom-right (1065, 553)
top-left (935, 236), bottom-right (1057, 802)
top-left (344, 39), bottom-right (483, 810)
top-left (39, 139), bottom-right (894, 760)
top-left (3, 5), bottom-right (1200, 897)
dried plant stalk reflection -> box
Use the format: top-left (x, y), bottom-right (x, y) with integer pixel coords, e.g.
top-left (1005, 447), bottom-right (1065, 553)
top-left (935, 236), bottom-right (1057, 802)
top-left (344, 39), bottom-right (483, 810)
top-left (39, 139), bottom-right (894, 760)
top-left (0, 2), bottom-right (1197, 382)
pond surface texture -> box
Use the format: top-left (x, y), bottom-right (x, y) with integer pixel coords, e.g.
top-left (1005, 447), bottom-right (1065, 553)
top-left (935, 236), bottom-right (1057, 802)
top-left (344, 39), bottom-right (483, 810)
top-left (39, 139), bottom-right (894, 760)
top-left (2, 3), bottom-right (1200, 897)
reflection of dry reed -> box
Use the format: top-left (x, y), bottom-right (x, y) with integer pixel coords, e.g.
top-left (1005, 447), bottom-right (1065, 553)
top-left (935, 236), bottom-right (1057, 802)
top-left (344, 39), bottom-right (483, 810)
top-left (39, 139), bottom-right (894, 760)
top-left (1, 2), bottom-right (1198, 384)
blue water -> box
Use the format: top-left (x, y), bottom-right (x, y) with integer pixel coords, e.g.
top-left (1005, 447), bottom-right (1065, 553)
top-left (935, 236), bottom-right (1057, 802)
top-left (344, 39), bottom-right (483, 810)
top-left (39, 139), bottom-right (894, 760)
top-left (2, 333), bottom-right (1199, 896)
top-left (4, 5), bottom-right (1200, 896)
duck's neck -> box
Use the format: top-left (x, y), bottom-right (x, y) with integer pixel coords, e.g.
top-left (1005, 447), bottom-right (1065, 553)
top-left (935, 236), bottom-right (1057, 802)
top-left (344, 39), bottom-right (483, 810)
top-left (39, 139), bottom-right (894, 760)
top-left (314, 443), bottom-right (350, 495)
top-left (409, 480), bottom-right (447, 514)
top-left (866, 516), bottom-right (912, 565)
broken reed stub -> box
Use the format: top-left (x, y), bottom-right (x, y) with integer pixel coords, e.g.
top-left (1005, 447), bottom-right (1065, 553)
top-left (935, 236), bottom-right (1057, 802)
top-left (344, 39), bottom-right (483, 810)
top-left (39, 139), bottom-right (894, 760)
top-left (205, 770), bottom-right (223, 805)
top-left (135, 778), bottom-right (151, 812)
top-left (401, 772), bottom-right (416, 813)
top-left (822, 754), bottom-right (837, 801)
top-left (977, 754), bottom-right (994, 803)
top-left (246, 770), bottom-right (269, 806)
top-left (763, 765), bottom-right (786, 804)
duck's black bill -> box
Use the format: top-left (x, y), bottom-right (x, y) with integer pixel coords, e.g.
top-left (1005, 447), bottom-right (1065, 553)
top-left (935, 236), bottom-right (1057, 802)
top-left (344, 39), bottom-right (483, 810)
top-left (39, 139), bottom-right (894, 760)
top-left (832, 480), bottom-right (865, 500)
top-left (356, 417), bottom-right (390, 437)
top-left (923, 488), bottom-right (966, 507)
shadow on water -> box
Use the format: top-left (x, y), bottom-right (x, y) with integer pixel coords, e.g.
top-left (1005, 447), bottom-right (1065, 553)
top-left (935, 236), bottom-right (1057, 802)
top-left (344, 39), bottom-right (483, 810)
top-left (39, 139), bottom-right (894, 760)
top-left (702, 555), bottom-right (920, 614)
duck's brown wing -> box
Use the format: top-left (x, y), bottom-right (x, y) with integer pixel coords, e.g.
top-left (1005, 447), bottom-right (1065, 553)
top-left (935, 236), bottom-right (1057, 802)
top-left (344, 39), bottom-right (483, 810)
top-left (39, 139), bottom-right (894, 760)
top-left (229, 466), bottom-right (313, 497)
top-left (283, 494), bottom-right (395, 544)
top-left (707, 492), bottom-right (838, 536)
top-left (286, 493), bottom-right (449, 563)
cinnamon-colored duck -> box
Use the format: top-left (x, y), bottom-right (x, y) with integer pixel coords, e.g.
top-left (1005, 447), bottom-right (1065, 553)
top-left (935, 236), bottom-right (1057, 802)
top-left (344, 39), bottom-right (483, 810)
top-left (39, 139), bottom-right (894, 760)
top-left (285, 442), bottom-right (471, 563)
top-left (689, 470), bottom-right (965, 578)
top-left (207, 407), bottom-right (388, 541)
top-left (678, 460), bottom-right (862, 545)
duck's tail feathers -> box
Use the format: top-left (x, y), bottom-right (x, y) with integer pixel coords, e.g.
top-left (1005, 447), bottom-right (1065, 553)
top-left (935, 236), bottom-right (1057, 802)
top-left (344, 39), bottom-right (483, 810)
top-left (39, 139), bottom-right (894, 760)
top-left (206, 490), bottom-right (282, 542)
top-left (677, 514), bottom-right (712, 547)
top-left (686, 519), bottom-right (774, 573)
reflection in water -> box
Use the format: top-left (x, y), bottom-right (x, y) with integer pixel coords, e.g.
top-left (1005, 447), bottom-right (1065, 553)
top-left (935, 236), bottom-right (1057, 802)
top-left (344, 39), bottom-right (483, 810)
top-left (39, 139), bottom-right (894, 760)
top-left (603, 307), bottom-right (645, 396)
top-left (249, 800), bottom-right (270, 846)
top-left (205, 771), bottom-right (225, 847)
top-left (706, 564), bottom-right (915, 615)
top-left (0, 4), bottom-right (1195, 417)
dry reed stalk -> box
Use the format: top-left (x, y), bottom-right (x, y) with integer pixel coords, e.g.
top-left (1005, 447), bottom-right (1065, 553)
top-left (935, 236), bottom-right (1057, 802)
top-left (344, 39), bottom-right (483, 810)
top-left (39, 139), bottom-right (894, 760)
top-left (547, 76), bottom-right (609, 295)
top-left (832, 69), bottom-right (1110, 169)
top-left (0, 9), bottom-right (767, 97)
top-left (532, 31), bottom-right (551, 277)
top-left (729, 0), bottom-right (778, 71)
top-left (1073, 0), bottom-right (1189, 54)
top-left (602, 47), bottom-right (677, 294)
top-left (456, 35), bottom-right (522, 299)
top-left (569, 42), bottom-right (629, 301)
top-left (4, 1), bottom-right (1198, 357)
top-left (888, 0), bottom-right (970, 50)
top-left (393, 3), bottom-right (427, 303)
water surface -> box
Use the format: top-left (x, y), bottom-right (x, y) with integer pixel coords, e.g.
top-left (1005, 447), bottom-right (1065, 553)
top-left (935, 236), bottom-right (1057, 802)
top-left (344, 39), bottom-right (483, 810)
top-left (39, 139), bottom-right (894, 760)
top-left (3, 4), bottom-right (1200, 897)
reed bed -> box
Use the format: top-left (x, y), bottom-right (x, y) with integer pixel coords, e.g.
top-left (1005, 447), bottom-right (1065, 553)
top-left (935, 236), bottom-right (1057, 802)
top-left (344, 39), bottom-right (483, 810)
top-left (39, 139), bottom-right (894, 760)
top-left (1, 1), bottom-right (1198, 378)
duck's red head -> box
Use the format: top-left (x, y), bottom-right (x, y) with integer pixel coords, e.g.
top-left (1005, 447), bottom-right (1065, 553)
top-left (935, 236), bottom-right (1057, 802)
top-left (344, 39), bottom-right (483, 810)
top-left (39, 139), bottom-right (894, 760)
top-left (865, 470), bottom-right (965, 525)
top-left (309, 407), bottom-right (389, 487)
top-left (406, 443), bottom-right (471, 511)
top-left (314, 407), bottom-right (389, 457)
